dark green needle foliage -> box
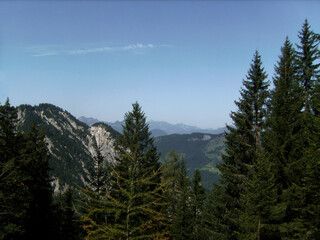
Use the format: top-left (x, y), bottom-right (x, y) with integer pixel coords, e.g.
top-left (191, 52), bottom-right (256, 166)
top-left (80, 102), bottom-right (168, 239)
top-left (238, 151), bottom-right (277, 240)
top-left (209, 51), bottom-right (269, 239)
top-left (0, 99), bottom-right (28, 240)
top-left (0, 100), bottom-right (55, 240)
top-left (294, 19), bottom-right (320, 239)
top-left (21, 124), bottom-right (55, 240)
top-left (83, 144), bottom-right (110, 199)
top-left (263, 37), bottom-right (304, 239)
top-left (169, 158), bottom-right (193, 240)
top-left (55, 187), bottom-right (82, 240)
top-left (190, 169), bottom-right (206, 240)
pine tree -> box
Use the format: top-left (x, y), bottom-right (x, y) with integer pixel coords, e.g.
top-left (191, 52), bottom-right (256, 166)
top-left (0, 100), bottom-right (55, 240)
top-left (161, 150), bottom-right (183, 229)
top-left (78, 140), bottom-right (111, 236)
top-left (263, 37), bottom-right (304, 239)
top-left (296, 19), bottom-right (320, 112)
top-left (170, 160), bottom-right (193, 240)
top-left (295, 20), bottom-right (320, 238)
top-left (21, 124), bottom-right (56, 240)
top-left (190, 169), bottom-right (206, 240)
top-left (0, 99), bottom-right (28, 240)
top-left (84, 144), bottom-right (110, 199)
top-left (210, 51), bottom-right (269, 239)
top-left (238, 151), bottom-right (278, 240)
top-left (80, 102), bottom-right (168, 239)
top-left (265, 37), bottom-right (300, 194)
top-left (203, 183), bottom-right (228, 240)
top-left (56, 187), bottom-right (81, 240)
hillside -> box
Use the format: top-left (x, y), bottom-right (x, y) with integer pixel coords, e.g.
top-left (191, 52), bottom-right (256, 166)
top-left (17, 103), bottom-right (225, 192)
top-left (154, 132), bottom-right (225, 189)
top-left (17, 103), bottom-right (119, 192)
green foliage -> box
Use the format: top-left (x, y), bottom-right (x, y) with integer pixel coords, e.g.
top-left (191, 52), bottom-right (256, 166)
top-left (211, 51), bottom-right (270, 239)
top-left (21, 124), bottom-right (55, 239)
top-left (206, 20), bottom-right (320, 240)
top-left (0, 100), bottom-right (57, 240)
top-left (0, 99), bottom-right (28, 240)
top-left (190, 169), bottom-right (206, 240)
top-left (79, 102), bottom-right (168, 239)
top-left (17, 103), bottom-right (119, 190)
top-left (293, 19), bottom-right (320, 239)
top-left (238, 152), bottom-right (278, 240)
top-left (203, 183), bottom-right (228, 240)
top-left (83, 145), bottom-right (110, 198)
top-left (54, 187), bottom-right (83, 240)
top-left (162, 151), bottom-right (193, 239)
top-left (155, 132), bottom-right (225, 189)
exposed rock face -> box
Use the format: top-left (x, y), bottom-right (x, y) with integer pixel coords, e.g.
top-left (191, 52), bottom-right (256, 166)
top-left (88, 124), bottom-right (117, 164)
top-left (17, 103), bottom-right (119, 193)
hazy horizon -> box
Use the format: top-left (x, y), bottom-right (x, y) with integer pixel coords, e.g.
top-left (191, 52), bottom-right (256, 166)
top-left (1, 1), bottom-right (319, 128)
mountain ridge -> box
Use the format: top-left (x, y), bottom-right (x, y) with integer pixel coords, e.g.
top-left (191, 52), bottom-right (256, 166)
top-left (17, 103), bottom-right (225, 191)
top-left (78, 116), bottom-right (227, 136)
top-left (17, 103), bottom-right (119, 193)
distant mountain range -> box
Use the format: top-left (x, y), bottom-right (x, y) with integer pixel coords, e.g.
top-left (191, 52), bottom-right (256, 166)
top-left (17, 104), bottom-right (225, 191)
top-left (78, 116), bottom-right (227, 137)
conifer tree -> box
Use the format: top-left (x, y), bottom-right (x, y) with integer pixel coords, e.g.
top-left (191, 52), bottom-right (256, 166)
top-left (80, 102), bottom-right (168, 239)
top-left (0, 99), bottom-right (28, 240)
top-left (21, 124), bottom-right (55, 240)
top-left (161, 151), bottom-right (183, 228)
top-left (210, 51), bottom-right (269, 239)
top-left (0, 100), bottom-right (55, 240)
top-left (79, 141), bottom-right (111, 235)
top-left (238, 151), bottom-right (277, 240)
top-left (203, 183), bottom-right (228, 240)
top-left (170, 160), bottom-right (193, 240)
top-left (162, 151), bottom-right (203, 240)
top-left (265, 37), bottom-right (300, 194)
top-left (55, 187), bottom-right (81, 240)
top-left (263, 37), bottom-right (304, 238)
top-left (295, 20), bottom-right (320, 238)
top-left (190, 169), bottom-right (206, 240)
top-left (296, 19), bottom-right (320, 111)
top-left (84, 144), bottom-right (110, 199)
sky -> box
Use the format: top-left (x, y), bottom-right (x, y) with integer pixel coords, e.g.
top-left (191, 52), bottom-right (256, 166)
top-left (0, 1), bottom-right (319, 129)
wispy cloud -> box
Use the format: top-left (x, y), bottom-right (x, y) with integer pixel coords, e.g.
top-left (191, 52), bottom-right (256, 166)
top-left (30, 43), bottom-right (171, 57)
top-left (67, 47), bottom-right (112, 55)
top-left (32, 52), bottom-right (57, 57)
top-left (69, 43), bottom-right (157, 55)
top-left (121, 43), bottom-right (155, 51)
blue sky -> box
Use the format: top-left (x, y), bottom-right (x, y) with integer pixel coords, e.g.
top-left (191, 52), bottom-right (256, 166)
top-left (0, 1), bottom-right (319, 129)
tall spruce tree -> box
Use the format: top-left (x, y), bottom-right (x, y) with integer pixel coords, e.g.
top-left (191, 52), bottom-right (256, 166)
top-left (210, 51), bottom-right (269, 239)
top-left (265, 37), bottom-right (300, 194)
top-left (80, 102), bottom-right (168, 239)
top-left (21, 124), bottom-right (55, 240)
top-left (0, 99), bottom-right (28, 240)
top-left (295, 20), bottom-right (320, 238)
top-left (0, 100), bottom-right (55, 240)
top-left (263, 37), bottom-right (303, 239)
